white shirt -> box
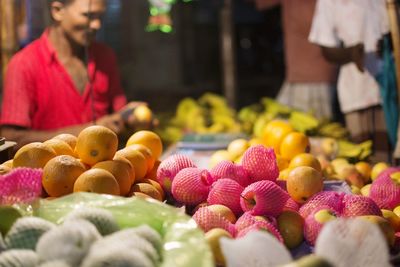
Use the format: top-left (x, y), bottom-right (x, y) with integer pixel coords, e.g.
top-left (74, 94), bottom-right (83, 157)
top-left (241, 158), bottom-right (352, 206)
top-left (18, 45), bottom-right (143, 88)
top-left (309, 0), bottom-right (389, 113)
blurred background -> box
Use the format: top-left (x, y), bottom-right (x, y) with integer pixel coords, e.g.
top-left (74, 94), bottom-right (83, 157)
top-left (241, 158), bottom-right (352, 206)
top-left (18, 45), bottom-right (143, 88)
top-left (0, 0), bottom-right (284, 112)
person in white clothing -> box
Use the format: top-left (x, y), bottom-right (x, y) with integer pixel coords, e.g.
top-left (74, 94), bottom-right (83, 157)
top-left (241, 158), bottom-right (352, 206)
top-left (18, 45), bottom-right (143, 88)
top-left (309, 0), bottom-right (390, 161)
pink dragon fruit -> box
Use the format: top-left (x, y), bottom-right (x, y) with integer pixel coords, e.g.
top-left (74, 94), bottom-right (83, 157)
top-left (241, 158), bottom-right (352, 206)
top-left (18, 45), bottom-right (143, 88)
top-left (241, 145), bottom-right (279, 182)
top-left (236, 220), bottom-right (283, 243)
top-left (210, 160), bottom-right (251, 187)
top-left (283, 197), bottom-right (300, 212)
top-left (304, 207), bottom-right (338, 246)
top-left (192, 206), bottom-right (236, 236)
top-left (0, 168), bottom-right (43, 205)
top-left (369, 167), bottom-right (400, 209)
top-left (341, 194), bottom-right (382, 217)
top-left (171, 168), bottom-right (212, 206)
top-left (240, 180), bottom-right (289, 217)
top-left (299, 191), bottom-right (345, 219)
top-left (235, 211), bottom-right (276, 233)
top-left (157, 154), bottom-right (196, 193)
top-left (207, 178), bottom-right (244, 216)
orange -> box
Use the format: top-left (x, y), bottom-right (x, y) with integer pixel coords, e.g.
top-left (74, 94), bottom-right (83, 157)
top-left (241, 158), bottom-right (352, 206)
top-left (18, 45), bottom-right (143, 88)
top-left (0, 165), bottom-right (11, 175)
top-left (130, 183), bottom-right (162, 201)
top-left (248, 137), bottom-right (266, 147)
top-left (78, 159), bottom-right (91, 170)
top-left (227, 139), bottom-right (249, 159)
top-left (127, 144), bottom-right (155, 174)
top-left (114, 147), bottom-right (147, 182)
top-left (209, 150), bottom-right (234, 168)
top-left (75, 125), bottom-right (118, 166)
top-left (113, 155), bottom-right (136, 184)
top-left (355, 161), bottom-right (372, 183)
top-left (42, 155), bottom-right (86, 197)
top-left (51, 133), bottom-right (77, 150)
top-left (43, 139), bottom-right (76, 157)
top-left (2, 159), bottom-right (13, 168)
top-left (262, 120), bottom-right (294, 153)
top-left (276, 154), bottom-right (289, 171)
top-left (13, 142), bottom-right (57, 168)
top-left (142, 178), bottom-right (165, 200)
top-left (280, 132), bottom-right (310, 160)
top-left (92, 160), bottom-right (133, 196)
top-left (133, 105), bottom-right (153, 124)
top-left (126, 130), bottom-right (163, 160)
top-left (145, 160), bottom-right (161, 180)
top-left (73, 169), bottom-right (120, 196)
top-left (277, 210), bottom-right (304, 249)
top-left (289, 153), bottom-right (322, 173)
top-left (286, 166), bottom-right (323, 203)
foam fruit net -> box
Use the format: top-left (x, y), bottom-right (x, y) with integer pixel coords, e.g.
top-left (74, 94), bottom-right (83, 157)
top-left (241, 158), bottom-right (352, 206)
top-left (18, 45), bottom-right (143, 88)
top-left (0, 168), bottom-right (43, 205)
top-left (299, 191), bottom-right (344, 218)
top-left (315, 218), bottom-right (391, 267)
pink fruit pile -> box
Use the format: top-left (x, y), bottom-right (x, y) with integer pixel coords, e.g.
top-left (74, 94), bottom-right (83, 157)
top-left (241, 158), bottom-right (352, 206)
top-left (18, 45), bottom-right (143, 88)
top-left (159, 148), bottom-right (388, 248)
top-left (369, 167), bottom-right (400, 209)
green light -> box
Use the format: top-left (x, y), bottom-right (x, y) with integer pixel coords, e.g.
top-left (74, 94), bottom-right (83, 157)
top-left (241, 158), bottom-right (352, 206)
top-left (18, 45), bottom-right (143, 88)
top-left (150, 7), bottom-right (160, 16)
top-left (160, 25), bottom-right (173, 33)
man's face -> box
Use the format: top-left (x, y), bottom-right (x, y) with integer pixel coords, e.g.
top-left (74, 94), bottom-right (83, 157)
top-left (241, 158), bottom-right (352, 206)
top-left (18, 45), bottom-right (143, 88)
top-left (56, 0), bottom-right (106, 46)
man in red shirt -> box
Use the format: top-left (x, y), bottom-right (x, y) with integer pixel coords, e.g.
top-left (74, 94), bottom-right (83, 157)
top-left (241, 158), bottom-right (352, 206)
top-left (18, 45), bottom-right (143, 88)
top-left (0, 0), bottom-right (144, 147)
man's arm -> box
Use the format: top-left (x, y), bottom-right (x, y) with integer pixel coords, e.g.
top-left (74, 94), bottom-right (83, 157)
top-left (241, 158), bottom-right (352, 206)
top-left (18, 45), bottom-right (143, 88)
top-left (320, 44), bottom-right (364, 72)
top-left (1, 112), bottom-right (126, 150)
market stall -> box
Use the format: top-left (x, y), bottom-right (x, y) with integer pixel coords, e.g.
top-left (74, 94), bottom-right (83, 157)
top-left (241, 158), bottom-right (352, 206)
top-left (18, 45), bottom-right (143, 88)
top-left (0, 0), bottom-right (399, 267)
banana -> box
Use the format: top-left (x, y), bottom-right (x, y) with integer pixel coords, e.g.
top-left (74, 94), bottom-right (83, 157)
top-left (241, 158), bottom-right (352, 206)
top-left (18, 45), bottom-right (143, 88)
top-left (337, 140), bottom-right (373, 162)
top-left (318, 122), bottom-right (349, 139)
top-left (175, 97), bottom-right (199, 125)
top-left (289, 111), bottom-right (319, 134)
top-left (261, 97), bottom-right (292, 115)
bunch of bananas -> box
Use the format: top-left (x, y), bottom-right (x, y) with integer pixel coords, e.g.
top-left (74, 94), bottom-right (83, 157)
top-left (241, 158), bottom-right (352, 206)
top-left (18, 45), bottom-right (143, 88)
top-left (238, 98), bottom-right (321, 137)
top-left (317, 122), bottom-right (349, 139)
top-left (337, 140), bottom-right (372, 162)
top-left (289, 111), bottom-right (319, 135)
top-left (156, 93), bottom-right (241, 145)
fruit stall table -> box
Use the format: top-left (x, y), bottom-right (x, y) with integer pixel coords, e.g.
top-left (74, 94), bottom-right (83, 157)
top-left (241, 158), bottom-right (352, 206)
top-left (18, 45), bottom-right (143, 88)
top-left (0, 137), bottom-right (16, 163)
top-left (162, 133), bottom-right (247, 169)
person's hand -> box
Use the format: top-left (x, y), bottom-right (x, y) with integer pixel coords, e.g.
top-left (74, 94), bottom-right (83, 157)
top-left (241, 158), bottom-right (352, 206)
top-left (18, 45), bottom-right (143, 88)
top-left (350, 43), bottom-right (364, 72)
top-left (95, 112), bottom-right (126, 134)
top-left (119, 102), bottom-right (158, 131)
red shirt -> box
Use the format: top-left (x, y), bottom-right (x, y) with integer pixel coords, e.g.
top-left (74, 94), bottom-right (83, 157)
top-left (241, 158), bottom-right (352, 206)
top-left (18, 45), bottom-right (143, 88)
top-left (0, 30), bottom-right (127, 130)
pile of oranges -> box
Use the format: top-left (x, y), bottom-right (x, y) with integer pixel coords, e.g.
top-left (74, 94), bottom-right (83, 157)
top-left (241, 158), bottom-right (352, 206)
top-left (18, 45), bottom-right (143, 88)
top-left (0, 126), bottom-right (165, 201)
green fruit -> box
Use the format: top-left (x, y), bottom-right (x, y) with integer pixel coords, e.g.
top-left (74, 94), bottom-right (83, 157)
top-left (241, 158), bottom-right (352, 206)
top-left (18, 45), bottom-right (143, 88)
top-left (64, 207), bottom-right (119, 236)
top-left (90, 229), bottom-right (159, 264)
top-left (131, 225), bottom-right (163, 252)
top-left (81, 248), bottom-right (153, 267)
top-left (38, 260), bottom-right (71, 267)
top-left (0, 206), bottom-right (23, 236)
top-left (36, 219), bottom-right (101, 266)
top-left (5, 217), bottom-right (55, 250)
top-left (279, 254), bottom-right (334, 267)
top-left (0, 249), bottom-right (39, 267)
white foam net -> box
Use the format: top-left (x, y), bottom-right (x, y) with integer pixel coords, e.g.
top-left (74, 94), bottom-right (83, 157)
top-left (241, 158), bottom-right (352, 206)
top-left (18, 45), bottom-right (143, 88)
top-left (220, 231), bottom-right (292, 267)
top-left (315, 218), bottom-right (391, 267)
